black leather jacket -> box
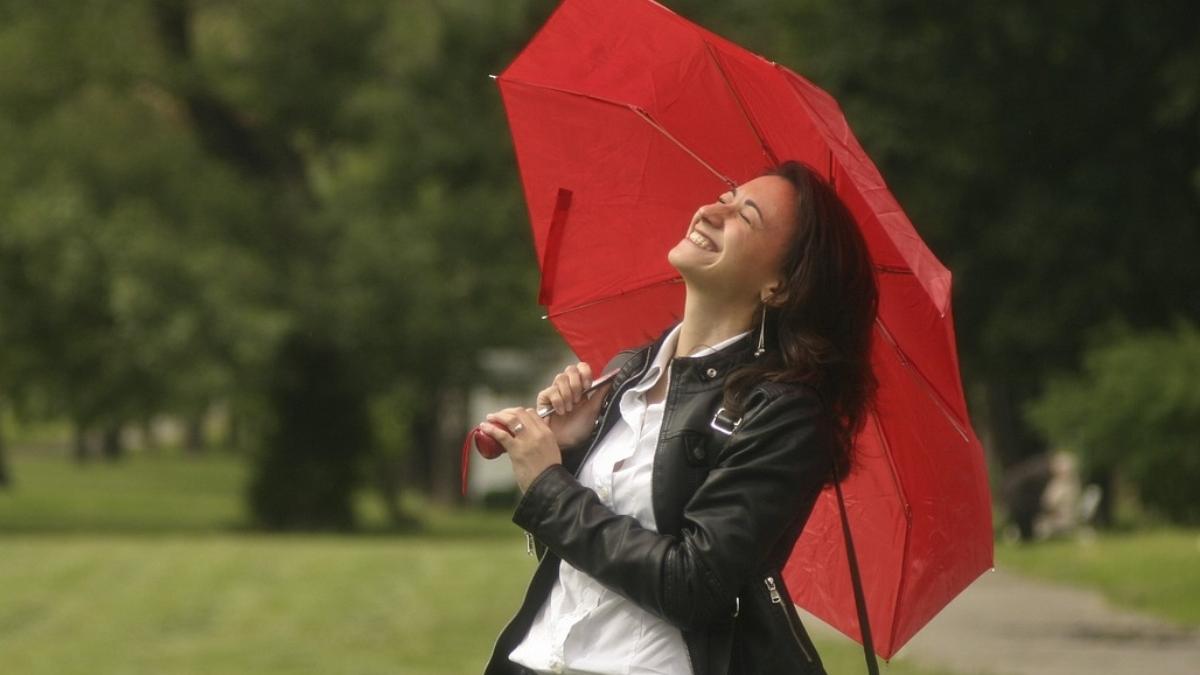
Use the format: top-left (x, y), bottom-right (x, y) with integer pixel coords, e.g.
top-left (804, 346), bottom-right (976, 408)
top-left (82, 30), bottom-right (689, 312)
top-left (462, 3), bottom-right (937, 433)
top-left (484, 327), bottom-right (832, 675)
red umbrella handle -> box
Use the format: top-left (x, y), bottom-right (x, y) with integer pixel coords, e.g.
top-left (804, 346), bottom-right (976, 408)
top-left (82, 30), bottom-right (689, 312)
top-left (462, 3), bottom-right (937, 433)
top-left (461, 423), bottom-right (511, 496)
top-left (459, 368), bottom-right (622, 496)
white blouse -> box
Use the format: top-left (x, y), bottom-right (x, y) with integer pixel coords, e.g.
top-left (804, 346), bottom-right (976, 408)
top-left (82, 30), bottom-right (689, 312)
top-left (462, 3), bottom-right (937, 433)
top-left (508, 324), bottom-right (749, 675)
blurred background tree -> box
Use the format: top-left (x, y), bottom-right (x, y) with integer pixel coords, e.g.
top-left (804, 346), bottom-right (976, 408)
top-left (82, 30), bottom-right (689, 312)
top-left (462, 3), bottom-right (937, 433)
top-left (0, 0), bottom-right (558, 528)
top-left (678, 0), bottom-right (1200, 524)
top-left (0, 0), bottom-right (1196, 530)
top-left (1027, 320), bottom-right (1200, 525)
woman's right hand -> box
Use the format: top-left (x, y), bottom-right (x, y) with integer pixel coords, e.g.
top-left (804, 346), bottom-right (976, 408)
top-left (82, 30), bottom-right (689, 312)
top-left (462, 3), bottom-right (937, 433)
top-left (538, 362), bottom-right (610, 450)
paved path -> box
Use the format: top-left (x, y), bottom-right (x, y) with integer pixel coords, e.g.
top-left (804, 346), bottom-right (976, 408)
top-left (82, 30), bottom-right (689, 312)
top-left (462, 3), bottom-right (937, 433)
top-left (797, 568), bottom-right (1200, 675)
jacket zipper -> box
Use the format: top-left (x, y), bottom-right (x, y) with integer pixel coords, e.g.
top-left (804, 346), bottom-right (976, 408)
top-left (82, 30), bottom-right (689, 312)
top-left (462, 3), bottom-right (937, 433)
top-left (764, 576), bottom-right (814, 664)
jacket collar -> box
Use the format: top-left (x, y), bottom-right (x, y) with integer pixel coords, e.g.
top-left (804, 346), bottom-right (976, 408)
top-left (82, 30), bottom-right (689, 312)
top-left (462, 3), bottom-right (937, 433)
top-left (640, 322), bottom-right (759, 385)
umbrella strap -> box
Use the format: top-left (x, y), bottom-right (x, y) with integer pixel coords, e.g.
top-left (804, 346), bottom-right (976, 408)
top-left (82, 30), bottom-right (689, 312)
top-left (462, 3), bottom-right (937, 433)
top-left (832, 458), bottom-right (881, 675)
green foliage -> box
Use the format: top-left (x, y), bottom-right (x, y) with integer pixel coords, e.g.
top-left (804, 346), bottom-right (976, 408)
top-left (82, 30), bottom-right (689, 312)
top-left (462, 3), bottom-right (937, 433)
top-left (0, 0), bottom-right (561, 504)
top-left (2, 0), bottom-right (1198, 503)
top-left (1026, 321), bottom-right (1200, 523)
top-left (247, 331), bottom-right (371, 531)
top-left (679, 1), bottom-right (1200, 466)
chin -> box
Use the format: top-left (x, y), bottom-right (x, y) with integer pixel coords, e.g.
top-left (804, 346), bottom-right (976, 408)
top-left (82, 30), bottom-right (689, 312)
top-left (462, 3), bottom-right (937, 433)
top-left (668, 250), bottom-right (706, 290)
top-left (667, 240), bottom-right (689, 271)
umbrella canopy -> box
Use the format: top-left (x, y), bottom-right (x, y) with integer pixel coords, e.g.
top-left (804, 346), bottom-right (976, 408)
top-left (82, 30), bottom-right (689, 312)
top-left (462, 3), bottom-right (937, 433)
top-left (496, 0), bottom-right (993, 659)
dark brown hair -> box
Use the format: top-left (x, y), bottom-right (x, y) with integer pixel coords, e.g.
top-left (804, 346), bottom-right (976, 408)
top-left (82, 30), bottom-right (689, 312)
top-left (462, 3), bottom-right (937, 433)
top-left (722, 160), bottom-right (879, 485)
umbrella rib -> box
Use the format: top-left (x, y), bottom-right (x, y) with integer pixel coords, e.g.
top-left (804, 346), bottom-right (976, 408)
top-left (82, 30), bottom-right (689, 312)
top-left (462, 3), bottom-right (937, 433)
top-left (874, 317), bottom-right (970, 442)
top-left (868, 408), bottom-right (912, 659)
top-left (499, 76), bottom-right (737, 188)
top-left (541, 275), bottom-right (684, 320)
top-left (498, 76), bottom-right (640, 112)
top-left (629, 108), bottom-right (736, 188)
top-left (700, 40), bottom-right (779, 166)
top-left (773, 64), bottom-right (852, 156)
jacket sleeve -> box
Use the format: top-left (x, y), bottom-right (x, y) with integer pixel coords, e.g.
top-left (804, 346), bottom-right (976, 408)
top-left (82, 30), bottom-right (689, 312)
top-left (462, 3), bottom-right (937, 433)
top-left (511, 384), bottom-right (832, 631)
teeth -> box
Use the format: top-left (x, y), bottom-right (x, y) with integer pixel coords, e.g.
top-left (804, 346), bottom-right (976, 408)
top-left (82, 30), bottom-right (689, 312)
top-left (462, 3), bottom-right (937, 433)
top-left (689, 230), bottom-right (717, 251)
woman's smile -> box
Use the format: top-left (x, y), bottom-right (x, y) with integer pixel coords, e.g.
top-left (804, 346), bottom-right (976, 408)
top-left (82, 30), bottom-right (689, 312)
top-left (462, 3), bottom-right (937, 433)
top-left (687, 227), bottom-right (719, 252)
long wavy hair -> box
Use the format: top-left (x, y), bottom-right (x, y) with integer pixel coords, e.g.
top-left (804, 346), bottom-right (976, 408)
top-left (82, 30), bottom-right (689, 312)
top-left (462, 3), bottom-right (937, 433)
top-left (722, 160), bottom-right (879, 486)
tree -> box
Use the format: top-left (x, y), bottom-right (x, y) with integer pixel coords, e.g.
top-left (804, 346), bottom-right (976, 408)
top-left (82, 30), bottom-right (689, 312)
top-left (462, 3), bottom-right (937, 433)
top-left (678, 0), bottom-right (1200, 470)
top-left (1027, 320), bottom-right (1200, 524)
top-left (0, 0), bottom-right (558, 521)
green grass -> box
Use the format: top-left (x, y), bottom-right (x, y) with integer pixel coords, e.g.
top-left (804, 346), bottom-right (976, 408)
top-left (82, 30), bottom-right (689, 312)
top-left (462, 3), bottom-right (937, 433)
top-left (0, 449), bottom-right (961, 674)
top-left (0, 451), bottom-right (249, 533)
top-left (996, 528), bottom-right (1200, 627)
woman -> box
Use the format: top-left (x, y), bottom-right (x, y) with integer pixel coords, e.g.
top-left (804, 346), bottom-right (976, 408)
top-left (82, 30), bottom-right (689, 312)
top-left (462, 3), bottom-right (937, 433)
top-left (479, 161), bottom-right (879, 675)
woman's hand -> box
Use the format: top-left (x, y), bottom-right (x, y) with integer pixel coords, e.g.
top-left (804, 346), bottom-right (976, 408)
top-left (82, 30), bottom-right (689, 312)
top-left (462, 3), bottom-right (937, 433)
top-left (479, 407), bottom-right (561, 493)
top-left (537, 362), bottom-right (609, 449)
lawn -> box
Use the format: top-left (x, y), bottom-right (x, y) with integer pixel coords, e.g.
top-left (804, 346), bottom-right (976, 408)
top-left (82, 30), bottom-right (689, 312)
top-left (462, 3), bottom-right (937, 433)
top-left (995, 528), bottom-right (1200, 628)
top-left (0, 449), bottom-right (962, 674)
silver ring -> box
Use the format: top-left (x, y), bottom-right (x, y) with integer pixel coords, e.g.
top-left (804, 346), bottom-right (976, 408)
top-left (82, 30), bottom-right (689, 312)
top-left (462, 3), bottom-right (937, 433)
top-left (511, 423), bottom-right (525, 435)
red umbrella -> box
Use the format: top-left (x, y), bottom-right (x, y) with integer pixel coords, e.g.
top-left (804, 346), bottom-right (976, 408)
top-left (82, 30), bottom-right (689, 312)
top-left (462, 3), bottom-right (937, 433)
top-left (494, 0), bottom-right (993, 660)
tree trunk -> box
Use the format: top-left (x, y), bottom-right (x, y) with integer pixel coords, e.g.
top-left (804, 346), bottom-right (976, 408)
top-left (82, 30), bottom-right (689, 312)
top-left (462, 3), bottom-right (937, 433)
top-left (185, 411), bottom-right (206, 454)
top-left (982, 379), bottom-right (1045, 470)
top-left (0, 392), bottom-right (11, 488)
top-left (141, 418), bottom-right (160, 454)
top-left (408, 401), bottom-right (436, 494)
top-left (225, 407), bottom-right (241, 452)
top-left (431, 386), bottom-right (468, 506)
top-left (73, 424), bottom-right (90, 463)
top-left (101, 425), bottom-right (124, 461)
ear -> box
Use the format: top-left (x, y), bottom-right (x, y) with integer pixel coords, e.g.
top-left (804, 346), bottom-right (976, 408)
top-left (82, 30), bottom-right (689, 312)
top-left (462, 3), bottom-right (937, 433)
top-left (760, 280), bottom-right (789, 307)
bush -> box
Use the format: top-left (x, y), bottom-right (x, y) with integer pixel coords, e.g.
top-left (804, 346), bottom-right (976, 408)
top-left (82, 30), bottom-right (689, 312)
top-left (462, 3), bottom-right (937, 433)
top-left (1025, 320), bottom-right (1200, 524)
top-left (247, 331), bottom-right (371, 531)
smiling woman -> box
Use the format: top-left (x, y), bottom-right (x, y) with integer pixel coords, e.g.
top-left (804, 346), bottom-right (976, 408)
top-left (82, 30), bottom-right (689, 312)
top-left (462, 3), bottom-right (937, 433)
top-left (667, 174), bottom-right (799, 311)
top-left (477, 160), bottom-right (879, 675)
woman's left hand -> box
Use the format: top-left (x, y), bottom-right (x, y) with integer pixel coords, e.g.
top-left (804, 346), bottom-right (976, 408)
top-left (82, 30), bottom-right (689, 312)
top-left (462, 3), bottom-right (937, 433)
top-left (479, 407), bottom-right (562, 493)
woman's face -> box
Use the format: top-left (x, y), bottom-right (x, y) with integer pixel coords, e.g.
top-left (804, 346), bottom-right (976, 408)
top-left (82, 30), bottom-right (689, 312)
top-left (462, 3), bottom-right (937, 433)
top-left (668, 174), bottom-right (799, 303)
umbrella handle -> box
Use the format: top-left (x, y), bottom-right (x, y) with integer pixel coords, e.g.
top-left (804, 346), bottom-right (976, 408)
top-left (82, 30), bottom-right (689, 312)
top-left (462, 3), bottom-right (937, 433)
top-left (460, 367), bottom-right (621, 495)
top-left (534, 367), bottom-right (620, 418)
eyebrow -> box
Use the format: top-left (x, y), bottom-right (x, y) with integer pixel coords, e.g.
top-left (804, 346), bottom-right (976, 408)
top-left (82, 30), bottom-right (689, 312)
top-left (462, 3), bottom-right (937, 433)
top-left (727, 187), bottom-right (765, 225)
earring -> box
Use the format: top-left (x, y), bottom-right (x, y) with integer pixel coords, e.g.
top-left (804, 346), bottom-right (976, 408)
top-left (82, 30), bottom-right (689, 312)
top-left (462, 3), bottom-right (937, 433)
top-left (754, 306), bottom-right (767, 357)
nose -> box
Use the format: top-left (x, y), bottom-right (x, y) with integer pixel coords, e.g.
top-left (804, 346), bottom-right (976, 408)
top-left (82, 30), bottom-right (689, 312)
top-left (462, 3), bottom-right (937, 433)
top-left (697, 202), bottom-right (733, 228)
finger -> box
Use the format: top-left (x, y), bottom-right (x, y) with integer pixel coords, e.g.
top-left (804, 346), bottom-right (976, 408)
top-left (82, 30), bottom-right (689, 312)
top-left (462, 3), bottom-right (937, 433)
top-left (484, 410), bottom-right (521, 433)
top-left (517, 407), bottom-right (551, 434)
top-left (536, 387), bottom-right (555, 411)
top-left (552, 373), bottom-right (574, 412)
top-left (564, 365), bottom-right (584, 401)
top-left (549, 389), bottom-right (566, 415)
top-left (539, 388), bottom-right (565, 416)
top-left (577, 362), bottom-right (593, 389)
top-left (478, 422), bottom-right (516, 450)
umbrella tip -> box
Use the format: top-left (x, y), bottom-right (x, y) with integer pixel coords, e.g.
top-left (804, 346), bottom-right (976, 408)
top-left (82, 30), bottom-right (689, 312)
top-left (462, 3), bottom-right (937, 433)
top-left (488, 74), bottom-right (498, 80)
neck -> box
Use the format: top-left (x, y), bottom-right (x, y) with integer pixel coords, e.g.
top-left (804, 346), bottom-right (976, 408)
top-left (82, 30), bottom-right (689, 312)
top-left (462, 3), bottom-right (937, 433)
top-left (674, 288), bottom-right (757, 358)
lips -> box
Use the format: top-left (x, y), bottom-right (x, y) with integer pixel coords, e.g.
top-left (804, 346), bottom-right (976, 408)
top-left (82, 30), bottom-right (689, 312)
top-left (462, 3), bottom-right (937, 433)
top-left (688, 228), bottom-right (719, 252)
